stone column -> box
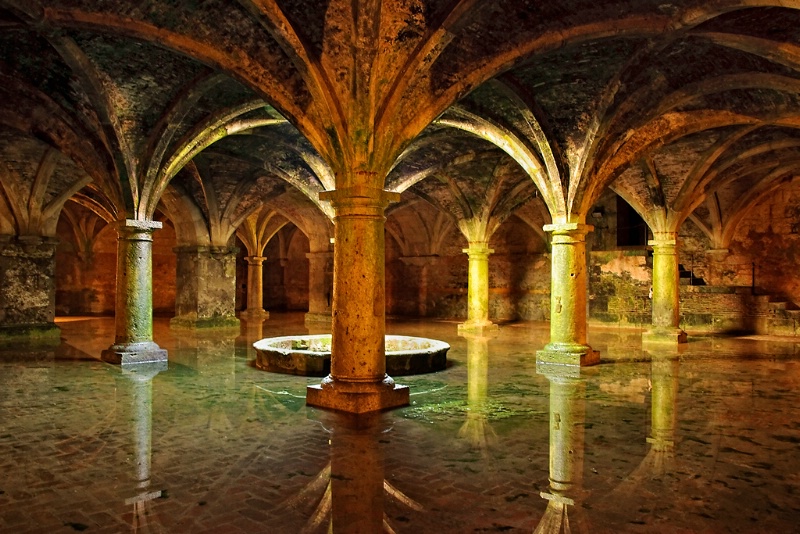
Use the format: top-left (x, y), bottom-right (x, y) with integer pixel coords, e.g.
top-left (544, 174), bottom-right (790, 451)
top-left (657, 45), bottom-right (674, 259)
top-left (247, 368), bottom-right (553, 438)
top-left (0, 235), bottom-right (60, 346)
top-left (328, 413), bottom-right (385, 533)
top-left (102, 220), bottom-right (167, 365)
top-left (643, 232), bottom-right (687, 344)
top-left (307, 186), bottom-right (409, 413)
top-left (534, 366), bottom-right (588, 534)
top-left (458, 243), bottom-right (498, 334)
top-left (458, 332), bottom-right (496, 451)
top-left (171, 246), bottom-right (239, 329)
top-left (305, 251), bottom-right (333, 325)
top-left (120, 363), bottom-right (165, 520)
top-left (399, 255), bottom-right (436, 316)
top-left (240, 255), bottom-right (269, 320)
top-left (649, 355), bottom-right (679, 454)
top-left (537, 223), bottom-right (599, 366)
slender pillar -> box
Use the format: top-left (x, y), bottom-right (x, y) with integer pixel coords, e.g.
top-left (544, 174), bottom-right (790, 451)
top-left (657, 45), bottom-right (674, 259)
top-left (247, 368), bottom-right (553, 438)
top-left (537, 223), bottom-right (599, 366)
top-left (534, 366), bottom-right (589, 534)
top-left (307, 186), bottom-right (409, 413)
top-left (240, 255), bottom-right (269, 320)
top-left (305, 251), bottom-right (333, 325)
top-left (121, 363), bottom-right (165, 526)
top-left (458, 332), bottom-right (496, 452)
top-left (643, 232), bottom-right (687, 344)
top-left (458, 242), bottom-right (498, 334)
top-left (329, 414), bottom-right (385, 533)
top-left (102, 220), bottom-right (167, 365)
top-left (171, 246), bottom-right (239, 329)
top-left (0, 235), bottom-right (60, 346)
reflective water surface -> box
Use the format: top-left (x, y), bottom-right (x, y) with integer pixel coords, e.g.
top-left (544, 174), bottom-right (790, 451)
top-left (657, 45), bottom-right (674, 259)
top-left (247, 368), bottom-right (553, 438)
top-left (2, 314), bottom-right (799, 533)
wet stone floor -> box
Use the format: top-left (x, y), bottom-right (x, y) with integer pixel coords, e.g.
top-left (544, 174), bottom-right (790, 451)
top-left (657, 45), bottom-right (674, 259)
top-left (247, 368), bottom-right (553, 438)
top-left (1, 313), bottom-right (800, 533)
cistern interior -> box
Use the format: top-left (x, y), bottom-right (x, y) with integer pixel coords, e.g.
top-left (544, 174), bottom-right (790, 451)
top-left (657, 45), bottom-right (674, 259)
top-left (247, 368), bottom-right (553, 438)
top-left (3, 1), bottom-right (800, 532)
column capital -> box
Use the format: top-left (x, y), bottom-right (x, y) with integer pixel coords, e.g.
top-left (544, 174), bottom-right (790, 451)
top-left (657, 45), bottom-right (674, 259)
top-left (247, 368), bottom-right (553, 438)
top-left (116, 219), bottom-right (162, 241)
top-left (648, 231), bottom-right (678, 248)
top-left (462, 246), bottom-right (494, 258)
top-left (399, 254), bottom-right (438, 267)
top-left (543, 222), bottom-right (593, 243)
top-left (319, 187), bottom-right (400, 217)
top-left (306, 251), bottom-right (333, 260)
top-left (245, 255), bottom-right (266, 265)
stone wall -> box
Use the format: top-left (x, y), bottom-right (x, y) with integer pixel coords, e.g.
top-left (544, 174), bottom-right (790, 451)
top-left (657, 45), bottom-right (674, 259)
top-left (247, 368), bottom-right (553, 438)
top-left (0, 236), bottom-right (59, 341)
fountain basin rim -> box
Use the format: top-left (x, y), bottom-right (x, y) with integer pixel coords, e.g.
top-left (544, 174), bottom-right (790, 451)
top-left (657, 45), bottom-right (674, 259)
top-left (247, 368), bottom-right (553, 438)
top-left (253, 334), bottom-right (450, 356)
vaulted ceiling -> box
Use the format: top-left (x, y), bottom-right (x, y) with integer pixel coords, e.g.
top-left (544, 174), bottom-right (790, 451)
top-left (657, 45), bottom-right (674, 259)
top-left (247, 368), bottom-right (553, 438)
top-left (2, 1), bottom-right (800, 251)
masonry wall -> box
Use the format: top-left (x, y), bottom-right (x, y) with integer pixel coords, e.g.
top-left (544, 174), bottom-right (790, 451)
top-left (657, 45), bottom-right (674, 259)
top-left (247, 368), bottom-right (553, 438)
top-left (55, 217), bottom-right (177, 316)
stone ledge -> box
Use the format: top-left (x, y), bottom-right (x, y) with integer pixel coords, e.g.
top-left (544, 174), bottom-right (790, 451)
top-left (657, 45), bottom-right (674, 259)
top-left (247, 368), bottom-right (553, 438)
top-left (306, 377), bottom-right (410, 413)
top-left (102, 341), bottom-right (168, 365)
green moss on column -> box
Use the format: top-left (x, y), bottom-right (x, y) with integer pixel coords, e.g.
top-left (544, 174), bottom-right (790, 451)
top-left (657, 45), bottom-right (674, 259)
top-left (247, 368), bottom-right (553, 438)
top-left (537, 223), bottom-right (599, 366)
top-left (102, 220), bottom-right (167, 365)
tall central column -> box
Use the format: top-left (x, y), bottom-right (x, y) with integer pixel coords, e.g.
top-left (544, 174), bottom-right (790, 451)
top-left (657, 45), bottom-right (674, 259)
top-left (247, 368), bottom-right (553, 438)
top-left (102, 220), bottom-right (167, 365)
top-left (458, 242), bottom-right (498, 335)
top-left (643, 232), bottom-right (687, 344)
top-left (537, 223), bottom-right (599, 366)
top-left (307, 185), bottom-right (409, 413)
top-left (241, 255), bottom-right (269, 320)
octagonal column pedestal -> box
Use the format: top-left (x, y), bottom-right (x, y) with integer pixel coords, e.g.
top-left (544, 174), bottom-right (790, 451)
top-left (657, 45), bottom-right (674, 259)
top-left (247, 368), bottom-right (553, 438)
top-left (458, 242), bottom-right (499, 335)
top-left (307, 186), bottom-right (409, 413)
top-left (239, 255), bottom-right (269, 320)
top-left (305, 251), bottom-right (333, 326)
top-left (642, 234), bottom-right (687, 345)
top-left (536, 223), bottom-right (599, 367)
top-left (534, 364), bottom-right (588, 533)
top-left (102, 220), bottom-right (167, 365)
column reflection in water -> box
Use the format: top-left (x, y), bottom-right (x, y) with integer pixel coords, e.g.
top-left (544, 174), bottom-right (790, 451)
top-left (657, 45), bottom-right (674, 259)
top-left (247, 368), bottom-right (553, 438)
top-left (120, 361), bottom-right (166, 530)
top-left (458, 333), bottom-right (497, 453)
top-left (534, 365), bottom-right (589, 534)
top-left (285, 413), bottom-right (422, 533)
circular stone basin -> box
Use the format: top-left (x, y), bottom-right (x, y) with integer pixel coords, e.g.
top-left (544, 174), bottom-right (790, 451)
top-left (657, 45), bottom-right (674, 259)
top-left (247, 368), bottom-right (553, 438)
top-left (253, 334), bottom-right (449, 376)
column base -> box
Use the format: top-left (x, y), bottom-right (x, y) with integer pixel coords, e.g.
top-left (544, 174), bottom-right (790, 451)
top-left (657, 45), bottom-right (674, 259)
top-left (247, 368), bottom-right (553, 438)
top-left (102, 341), bottom-right (168, 365)
top-left (307, 374), bottom-right (410, 414)
top-left (239, 309), bottom-right (269, 321)
top-left (304, 312), bottom-right (331, 325)
top-left (642, 327), bottom-right (687, 344)
top-left (536, 342), bottom-right (600, 367)
top-left (0, 323), bottom-right (61, 348)
top-left (457, 320), bottom-right (499, 335)
top-left (170, 315), bottom-right (240, 330)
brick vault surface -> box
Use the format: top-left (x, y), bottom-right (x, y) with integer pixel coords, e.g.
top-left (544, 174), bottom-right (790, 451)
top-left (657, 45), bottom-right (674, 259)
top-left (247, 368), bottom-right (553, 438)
top-left (1, 313), bottom-right (799, 533)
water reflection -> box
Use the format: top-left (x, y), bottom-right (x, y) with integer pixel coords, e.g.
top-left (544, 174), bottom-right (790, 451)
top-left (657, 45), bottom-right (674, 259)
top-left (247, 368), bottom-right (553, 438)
top-left (284, 413), bottom-right (422, 533)
top-left (119, 362), bottom-right (166, 532)
top-left (458, 333), bottom-right (497, 453)
top-left (534, 365), bottom-right (589, 534)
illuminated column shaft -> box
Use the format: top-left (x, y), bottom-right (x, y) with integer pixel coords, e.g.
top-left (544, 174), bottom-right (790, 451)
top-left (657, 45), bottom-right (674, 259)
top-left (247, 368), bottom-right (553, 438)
top-left (548, 376), bottom-right (586, 495)
top-left (103, 220), bottom-right (167, 365)
top-left (307, 185), bottom-right (408, 413)
top-left (242, 255), bottom-right (268, 319)
top-left (330, 418), bottom-right (384, 532)
top-left (644, 233), bottom-right (687, 343)
top-left (458, 242), bottom-right (497, 334)
top-left (537, 223), bottom-right (598, 366)
top-left (649, 357), bottom-right (679, 450)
